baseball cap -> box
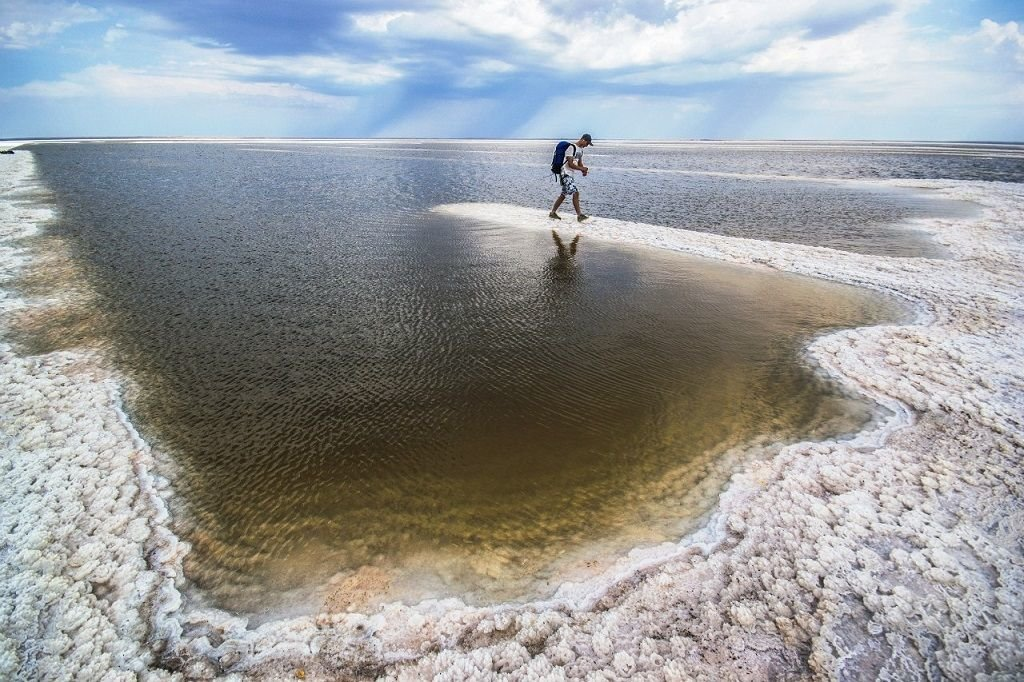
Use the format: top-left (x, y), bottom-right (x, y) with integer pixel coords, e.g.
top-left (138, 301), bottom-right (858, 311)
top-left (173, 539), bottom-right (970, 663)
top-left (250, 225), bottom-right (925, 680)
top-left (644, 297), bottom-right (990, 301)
top-left (582, 133), bottom-right (594, 145)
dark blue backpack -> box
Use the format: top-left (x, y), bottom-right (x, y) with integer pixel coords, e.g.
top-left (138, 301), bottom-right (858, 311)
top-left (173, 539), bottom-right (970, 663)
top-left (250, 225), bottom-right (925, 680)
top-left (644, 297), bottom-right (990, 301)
top-left (551, 141), bottom-right (576, 176)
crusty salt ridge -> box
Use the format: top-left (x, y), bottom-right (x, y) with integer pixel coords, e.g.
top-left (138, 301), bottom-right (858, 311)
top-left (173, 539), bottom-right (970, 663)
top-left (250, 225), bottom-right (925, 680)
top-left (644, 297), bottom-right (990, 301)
top-left (0, 151), bottom-right (185, 680)
top-left (1, 145), bottom-right (1022, 680)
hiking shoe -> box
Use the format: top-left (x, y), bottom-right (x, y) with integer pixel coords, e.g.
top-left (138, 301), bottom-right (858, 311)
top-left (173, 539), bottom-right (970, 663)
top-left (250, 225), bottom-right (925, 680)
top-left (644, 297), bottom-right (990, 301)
top-left (549, 212), bottom-right (562, 220)
top-left (577, 214), bottom-right (589, 222)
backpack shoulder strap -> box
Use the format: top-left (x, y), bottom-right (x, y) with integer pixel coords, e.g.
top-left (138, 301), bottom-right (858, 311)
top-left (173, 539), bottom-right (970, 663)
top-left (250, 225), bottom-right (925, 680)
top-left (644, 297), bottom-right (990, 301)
top-left (564, 143), bottom-right (577, 166)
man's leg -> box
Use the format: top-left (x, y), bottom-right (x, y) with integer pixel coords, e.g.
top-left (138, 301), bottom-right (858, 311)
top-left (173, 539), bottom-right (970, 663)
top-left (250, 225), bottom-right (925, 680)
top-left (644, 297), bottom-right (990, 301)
top-left (572, 192), bottom-right (588, 221)
top-left (550, 193), bottom-right (565, 218)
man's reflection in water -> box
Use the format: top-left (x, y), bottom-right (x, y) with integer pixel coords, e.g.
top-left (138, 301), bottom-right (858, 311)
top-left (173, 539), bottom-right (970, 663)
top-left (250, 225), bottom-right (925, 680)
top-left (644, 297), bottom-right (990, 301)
top-left (547, 230), bottom-right (582, 283)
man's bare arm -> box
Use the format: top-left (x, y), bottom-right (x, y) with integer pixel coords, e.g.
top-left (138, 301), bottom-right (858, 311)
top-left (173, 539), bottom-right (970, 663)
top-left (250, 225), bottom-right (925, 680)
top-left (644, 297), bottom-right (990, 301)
top-left (568, 157), bottom-right (589, 174)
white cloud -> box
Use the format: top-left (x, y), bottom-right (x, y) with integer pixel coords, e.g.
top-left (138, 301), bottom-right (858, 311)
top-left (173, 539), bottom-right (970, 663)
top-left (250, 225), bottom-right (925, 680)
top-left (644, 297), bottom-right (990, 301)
top-left (1, 10), bottom-right (398, 126)
top-left (205, 52), bottom-right (403, 87)
top-left (744, 30), bottom-right (864, 74)
top-left (1, 1), bottom-right (102, 49)
top-left (2, 64), bottom-right (353, 108)
top-left (131, 12), bottom-right (179, 34)
top-left (435, 0), bottom-right (555, 47)
top-left (350, 11), bottom-right (411, 33)
top-left (606, 61), bottom-right (742, 86)
top-left (352, 1), bottom-right (554, 47)
top-left (103, 24), bottom-right (128, 44)
top-left (96, 30), bottom-right (406, 87)
top-left (3, 78), bottom-right (88, 97)
top-left (86, 64), bottom-right (346, 103)
top-left (976, 18), bottom-right (1024, 49)
top-left (349, 0), bottom-right (916, 71)
top-left (973, 19), bottom-right (1024, 65)
top-left (741, 10), bottom-right (936, 75)
top-left (457, 58), bottom-right (517, 87)
top-left (735, 44), bottom-right (1024, 141)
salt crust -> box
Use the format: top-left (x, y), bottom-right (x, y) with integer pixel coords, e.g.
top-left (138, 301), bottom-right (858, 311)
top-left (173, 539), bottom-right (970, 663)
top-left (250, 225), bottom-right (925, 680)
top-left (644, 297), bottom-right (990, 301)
top-left (2, 148), bottom-right (1022, 680)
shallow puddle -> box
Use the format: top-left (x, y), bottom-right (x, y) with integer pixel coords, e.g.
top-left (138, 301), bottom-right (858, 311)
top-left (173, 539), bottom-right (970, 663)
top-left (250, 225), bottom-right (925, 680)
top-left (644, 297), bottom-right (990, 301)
top-left (16, 143), bottom-right (910, 620)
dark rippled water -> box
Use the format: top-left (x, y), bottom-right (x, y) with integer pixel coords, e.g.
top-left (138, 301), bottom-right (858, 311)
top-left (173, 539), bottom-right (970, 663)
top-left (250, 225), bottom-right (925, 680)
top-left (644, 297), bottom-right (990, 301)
top-left (20, 140), bottom-right (1011, 618)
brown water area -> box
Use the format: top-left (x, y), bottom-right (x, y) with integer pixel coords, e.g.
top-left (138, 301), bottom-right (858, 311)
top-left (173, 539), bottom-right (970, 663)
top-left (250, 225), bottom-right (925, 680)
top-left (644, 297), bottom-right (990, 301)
top-left (15, 223), bottom-right (902, 619)
top-left (14, 142), bottom-right (913, 621)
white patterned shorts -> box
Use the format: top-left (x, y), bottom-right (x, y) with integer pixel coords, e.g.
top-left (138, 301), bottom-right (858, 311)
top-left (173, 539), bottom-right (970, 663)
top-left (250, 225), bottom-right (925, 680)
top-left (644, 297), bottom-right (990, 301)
top-left (559, 174), bottom-right (579, 196)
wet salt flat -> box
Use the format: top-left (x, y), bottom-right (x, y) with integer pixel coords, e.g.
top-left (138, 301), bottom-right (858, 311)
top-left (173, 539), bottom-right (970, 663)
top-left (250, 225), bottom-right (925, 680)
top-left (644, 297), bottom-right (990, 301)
top-left (1, 140), bottom-right (1023, 679)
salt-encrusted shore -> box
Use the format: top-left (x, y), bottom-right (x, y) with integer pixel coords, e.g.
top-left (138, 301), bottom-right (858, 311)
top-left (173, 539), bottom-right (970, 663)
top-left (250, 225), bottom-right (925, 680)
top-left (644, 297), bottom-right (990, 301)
top-left (2, 148), bottom-right (1022, 680)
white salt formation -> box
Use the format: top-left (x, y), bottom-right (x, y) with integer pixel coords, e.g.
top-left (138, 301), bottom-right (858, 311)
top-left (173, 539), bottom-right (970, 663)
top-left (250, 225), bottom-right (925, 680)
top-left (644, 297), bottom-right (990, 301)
top-left (2, 149), bottom-right (1022, 679)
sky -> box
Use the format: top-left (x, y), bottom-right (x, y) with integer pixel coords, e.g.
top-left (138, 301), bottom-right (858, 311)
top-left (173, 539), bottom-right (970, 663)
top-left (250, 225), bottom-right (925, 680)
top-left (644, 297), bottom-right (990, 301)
top-left (1, 0), bottom-right (1022, 140)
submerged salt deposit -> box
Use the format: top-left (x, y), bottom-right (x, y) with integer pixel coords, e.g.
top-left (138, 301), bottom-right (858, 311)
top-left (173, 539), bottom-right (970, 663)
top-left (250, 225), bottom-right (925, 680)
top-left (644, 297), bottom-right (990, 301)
top-left (2, 147), bottom-right (1022, 679)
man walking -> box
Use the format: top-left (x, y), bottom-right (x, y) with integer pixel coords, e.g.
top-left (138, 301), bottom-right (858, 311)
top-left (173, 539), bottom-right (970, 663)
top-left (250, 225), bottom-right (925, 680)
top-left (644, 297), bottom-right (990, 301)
top-left (550, 133), bottom-right (593, 222)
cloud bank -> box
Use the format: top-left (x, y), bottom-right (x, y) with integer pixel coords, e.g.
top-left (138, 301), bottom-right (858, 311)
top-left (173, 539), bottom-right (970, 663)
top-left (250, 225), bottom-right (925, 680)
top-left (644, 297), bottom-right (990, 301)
top-left (0, 0), bottom-right (1021, 139)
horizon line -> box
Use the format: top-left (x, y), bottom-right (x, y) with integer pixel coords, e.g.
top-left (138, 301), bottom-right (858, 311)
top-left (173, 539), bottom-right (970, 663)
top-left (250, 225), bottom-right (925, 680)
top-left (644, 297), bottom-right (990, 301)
top-left (4, 136), bottom-right (1023, 147)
